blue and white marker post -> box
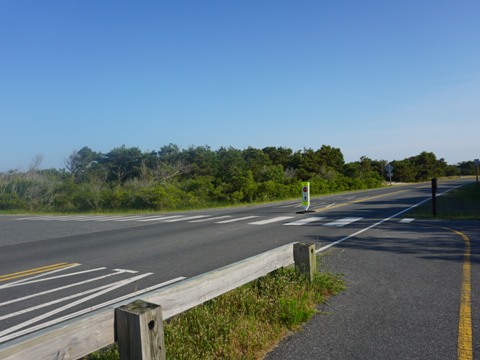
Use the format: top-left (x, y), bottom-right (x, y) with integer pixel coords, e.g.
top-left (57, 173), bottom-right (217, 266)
top-left (301, 182), bottom-right (310, 211)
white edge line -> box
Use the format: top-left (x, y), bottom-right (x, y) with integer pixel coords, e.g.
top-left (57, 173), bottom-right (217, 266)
top-left (315, 183), bottom-right (466, 254)
top-left (316, 197), bottom-right (431, 254)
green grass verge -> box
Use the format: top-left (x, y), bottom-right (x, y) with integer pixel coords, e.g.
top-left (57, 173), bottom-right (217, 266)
top-left (83, 263), bottom-right (344, 360)
top-left (407, 182), bottom-right (480, 220)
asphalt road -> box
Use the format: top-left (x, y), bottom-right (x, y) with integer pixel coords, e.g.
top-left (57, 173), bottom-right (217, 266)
top-left (0, 178), bottom-right (474, 354)
top-left (266, 219), bottom-right (480, 360)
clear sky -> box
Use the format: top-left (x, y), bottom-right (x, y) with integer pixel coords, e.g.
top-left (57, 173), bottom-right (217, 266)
top-left (1, 0), bottom-right (479, 171)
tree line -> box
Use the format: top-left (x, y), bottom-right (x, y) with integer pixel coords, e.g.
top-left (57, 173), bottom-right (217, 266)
top-left (0, 144), bottom-right (469, 212)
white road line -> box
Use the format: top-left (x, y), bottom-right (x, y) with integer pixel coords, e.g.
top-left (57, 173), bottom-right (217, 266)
top-left (0, 276), bottom-right (186, 343)
top-left (0, 267), bottom-right (108, 289)
top-left (249, 216), bottom-right (294, 225)
top-left (400, 218), bottom-right (415, 223)
top-left (52, 216), bottom-right (98, 222)
top-left (0, 272), bottom-right (153, 338)
top-left (284, 217), bottom-right (325, 226)
top-left (0, 269), bottom-right (136, 307)
top-left (216, 216), bottom-right (260, 224)
top-left (112, 268), bottom-right (138, 274)
top-left (88, 216), bottom-right (130, 222)
top-left (0, 282), bottom-right (117, 320)
top-left (165, 215), bottom-right (210, 222)
top-left (16, 216), bottom-right (60, 221)
top-left (114, 215), bottom-right (156, 221)
top-left (316, 196), bottom-right (434, 254)
top-left (137, 215), bottom-right (185, 222)
top-left (324, 217), bottom-right (363, 227)
top-left (190, 215), bottom-right (232, 223)
top-left (0, 263), bottom-right (81, 289)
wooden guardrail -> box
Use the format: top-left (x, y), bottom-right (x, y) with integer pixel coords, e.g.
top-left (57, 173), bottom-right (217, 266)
top-left (0, 242), bottom-right (316, 360)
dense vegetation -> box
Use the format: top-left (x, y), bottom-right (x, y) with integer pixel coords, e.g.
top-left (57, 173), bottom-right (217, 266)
top-left (0, 144), bottom-right (467, 212)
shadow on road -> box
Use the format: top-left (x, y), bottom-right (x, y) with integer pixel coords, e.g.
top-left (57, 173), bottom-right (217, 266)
top-left (305, 220), bottom-right (480, 265)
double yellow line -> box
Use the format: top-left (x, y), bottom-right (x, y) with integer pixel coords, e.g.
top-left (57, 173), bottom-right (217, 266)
top-left (0, 262), bottom-right (78, 282)
top-left (314, 189), bottom-right (407, 212)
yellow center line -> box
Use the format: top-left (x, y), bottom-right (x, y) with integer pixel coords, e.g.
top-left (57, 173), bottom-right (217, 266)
top-left (0, 263), bottom-right (77, 282)
top-left (314, 189), bottom-right (407, 213)
top-left (448, 228), bottom-right (473, 360)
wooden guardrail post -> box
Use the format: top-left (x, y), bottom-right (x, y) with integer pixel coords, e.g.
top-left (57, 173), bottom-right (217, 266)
top-left (294, 242), bottom-right (316, 281)
top-left (115, 300), bottom-right (166, 360)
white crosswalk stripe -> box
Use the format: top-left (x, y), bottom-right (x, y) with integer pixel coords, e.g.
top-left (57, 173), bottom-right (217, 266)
top-left (324, 217), bottom-right (363, 227)
top-left (190, 215), bottom-right (232, 223)
top-left (137, 215), bottom-right (185, 222)
top-left (249, 216), bottom-right (294, 225)
top-left (284, 217), bottom-right (325, 226)
top-left (216, 216), bottom-right (259, 224)
top-left (164, 215), bottom-right (210, 222)
top-left (114, 215), bottom-right (156, 221)
top-left (15, 215), bottom-right (368, 228)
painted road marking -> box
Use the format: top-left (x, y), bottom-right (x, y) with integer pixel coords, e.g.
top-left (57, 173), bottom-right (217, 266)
top-left (400, 218), bottom-right (415, 223)
top-left (315, 195), bottom-right (434, 254)
top-left (443, 228), bottom-right (472, 360)
top-left (137, 215), bottom-right (185, 222)
top-left (284, 217), bottom-right (326, 226)
top-left (164, 215), bottom-right (211, 222)
top-left (324, 217), bottom-right (363, 227)
top-left (0, 276), bottom-right (186, 343)
top-left (0, 269), bottom-right (134, 306)
top-left (314, 189), bottom-right (407, 213)
top-left (312, 192), bottom-right (474, 360)
top-left (0, 272), bottom-right (154, 339)
top-left (15, 214), bottom-right (384, 228)
top-left (0, 263), bottom-right (79, 283)
top-left (216, 216), bottom-right (259, 224)
top-left (190, 215), bottom-right (232, 222)
top-left (0, 282), bottom-right (119, 321)
top-left (0, 267), bottom-right (108, 289)
top-left (114, 215), bottom-right (157, 221)
top-left (249, 216), bottom-right (294, 225)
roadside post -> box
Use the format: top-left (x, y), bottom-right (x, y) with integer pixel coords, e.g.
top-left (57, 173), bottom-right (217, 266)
top-left (475, 159), bottom-right (479, 185)
top-left (294, 243), bottom-right (316, 282)
top-left (116, 300), bottom-right (166, 360)
top-left (431, 178), bottom-right (437, 217)
top-left (301, 182), bottom-right (310, 211)
top-left (385, 163), bottom-right (394, 185)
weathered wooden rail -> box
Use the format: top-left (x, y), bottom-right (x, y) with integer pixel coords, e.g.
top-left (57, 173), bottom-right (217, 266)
top-left (0, 242), bottom-right (315, 359)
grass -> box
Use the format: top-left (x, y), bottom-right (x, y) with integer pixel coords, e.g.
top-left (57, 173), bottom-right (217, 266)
top-left (407, 182), bottom-right (480, 220)
top-left (83, 263), bottom-right (344, 360)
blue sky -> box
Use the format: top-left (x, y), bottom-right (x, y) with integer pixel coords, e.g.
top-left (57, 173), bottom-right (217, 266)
top-left (1, 1), bottom-right (479, 171)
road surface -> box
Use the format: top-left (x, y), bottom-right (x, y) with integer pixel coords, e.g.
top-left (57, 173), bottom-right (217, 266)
top-left (0, 179), bottom-right (473, 355)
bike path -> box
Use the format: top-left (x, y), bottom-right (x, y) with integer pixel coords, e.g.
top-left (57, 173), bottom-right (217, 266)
top-left (265, 220), bottom-right (479, 360)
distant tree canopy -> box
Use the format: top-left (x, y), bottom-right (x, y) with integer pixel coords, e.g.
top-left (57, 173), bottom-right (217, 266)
top-left (0, 145), bottom-right (463, 212)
